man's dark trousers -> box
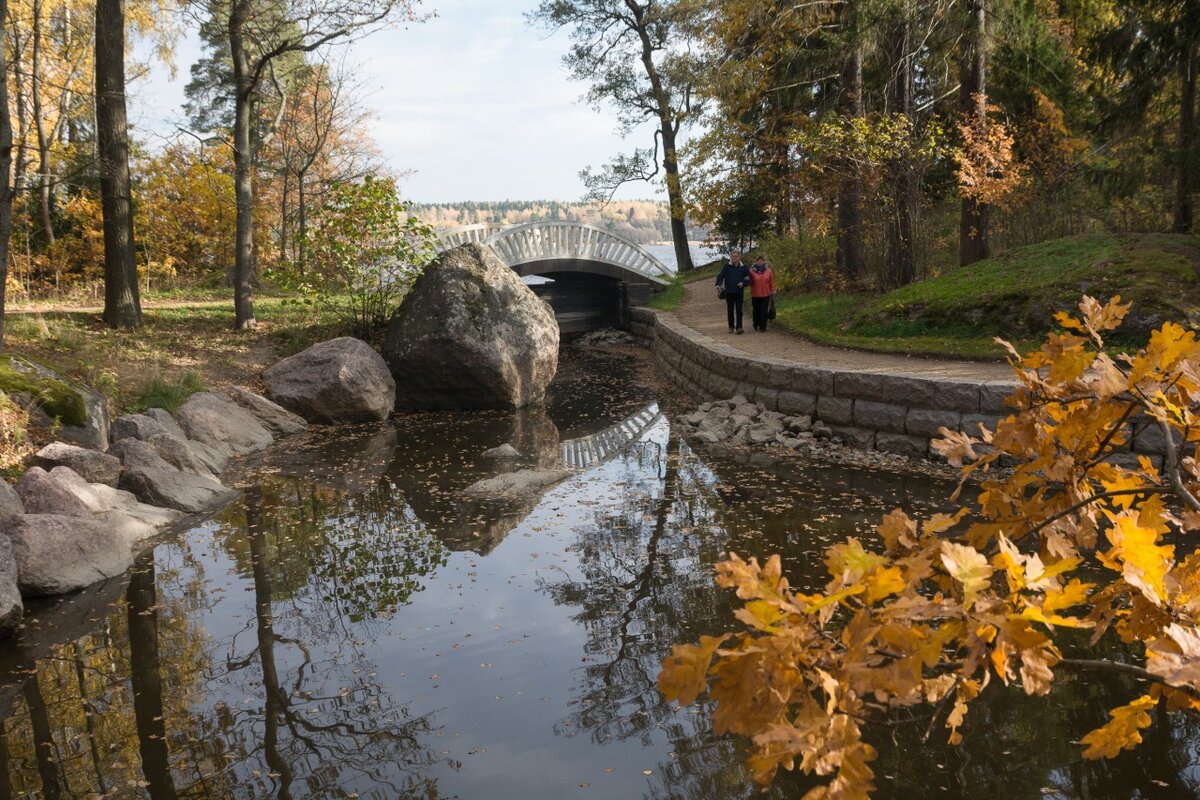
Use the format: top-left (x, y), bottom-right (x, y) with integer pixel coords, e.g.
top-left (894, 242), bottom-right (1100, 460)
top-left (725, 292), bottom-right (744, 330)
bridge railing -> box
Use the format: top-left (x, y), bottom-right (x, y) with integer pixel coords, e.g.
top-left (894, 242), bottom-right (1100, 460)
top-left (559, 403), bottom-right (664, 470)
top-left (436, 221), bottom-right (673, 286)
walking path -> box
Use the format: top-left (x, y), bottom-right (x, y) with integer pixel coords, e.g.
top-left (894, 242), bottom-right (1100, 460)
top-left (674, 283), bottom-right (1014, 381)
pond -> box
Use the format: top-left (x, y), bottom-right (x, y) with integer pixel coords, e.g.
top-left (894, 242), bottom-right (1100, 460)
top-left (0, 348), bottom-right (1196, 799)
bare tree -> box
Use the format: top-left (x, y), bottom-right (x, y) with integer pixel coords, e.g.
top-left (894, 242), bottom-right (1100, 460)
top-left (189, 0), bottom-right (421, 329)
top-left (530, 0), bottom-right (698, 271)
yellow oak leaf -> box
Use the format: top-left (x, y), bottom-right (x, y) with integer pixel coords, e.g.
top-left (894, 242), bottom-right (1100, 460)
top-left (864, 566), bottom-right (907, 603)
top-left (1101, 512), bottom-right (1175, 605)
top-left (1080, 694), bottom-right (1157, 759)
top-left (1145, 624), bottom-right (1200, 692)
top-left (940, 542), bottom-right (993, 606)
top-left (826, 538), bottom-right (887, 585)
top-left (657, 634), bottom-right (728, 706)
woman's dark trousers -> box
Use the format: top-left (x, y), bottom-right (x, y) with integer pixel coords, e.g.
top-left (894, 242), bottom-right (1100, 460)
top-left (725, 293), bottom-right (744, 330)
top-left (751, 296), bottom-right (770, 330)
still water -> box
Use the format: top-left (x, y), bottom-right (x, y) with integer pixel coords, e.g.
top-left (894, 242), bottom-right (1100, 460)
top-left (0, 349), bottom-right (1197, 799)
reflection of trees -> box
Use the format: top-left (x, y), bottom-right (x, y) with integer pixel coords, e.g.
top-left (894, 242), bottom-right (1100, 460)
top-left (540, 429), bottom-right (760, 798)
top-left (203, 485), bottom-right (450, 799)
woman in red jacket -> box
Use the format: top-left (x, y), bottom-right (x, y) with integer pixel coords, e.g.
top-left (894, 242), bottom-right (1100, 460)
top-left (748, 255), bottom-right (776, 332)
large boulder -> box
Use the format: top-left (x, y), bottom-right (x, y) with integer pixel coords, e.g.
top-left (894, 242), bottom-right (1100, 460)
top-left (224, 386), bottom-right (308, 436)
top-left (49, 467), bottom-right (182, 547)
top-left (15, 467), bottom-right (92, 518)
top-left (29, 442), bottom-right (122, 487)
top-left (108, 438), bottom-right (237, 514)
top-left (263, 338), bottom-right (395, 423)
top-left (174, 392), bottom-right (274, 457)
top-left (0, 536), bottom-right (21, 637)
top-left (1, 513), bottom-right (132, 597)
top-left (383, 243), bottom-right (559, 410)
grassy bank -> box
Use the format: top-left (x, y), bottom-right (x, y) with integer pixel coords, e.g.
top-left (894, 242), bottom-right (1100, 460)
top-left (774, 233), bottom-right (1200, 359)
top-left (6, 296), bottom-right (348, 415)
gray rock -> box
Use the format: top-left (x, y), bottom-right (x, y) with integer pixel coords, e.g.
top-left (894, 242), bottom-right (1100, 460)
top-left (747, 423), bottom-right (781, 444)
top-left (29, 442), bottom-right (122, 487)
top-left (265, 338), bottom-right (396, 423)
top-left (733, 403), bottom-right (758, 418)
top-left (108, 439), bottom-right (237, 514)
top-left (483, 443), bottom-right (522, 459)
top-left (0, 536), bottom-right (21, 637)
top-left (461, 468), bottom-right (574, 500)
top-left (145, 433), bottom-right (218, 479)
top-left (110, 412), bottom-right (170, 443)
top-left (175, 392), bottom-right (274, 457)
top-left (384, 243), bottom-right (558, 410)
top-left (49, 467), bottom-right (183, 548)
top-left (143, 408), bottom-right (188, 440)
top-left (224, 386), bottom-right (308, 436)
top-left (786, 416), bottom-right (813, 433)
top-left (15, 467), bottom-right (92, 517)
top-left (1, 513), bottom-right (132, 597)
top-left (729, 394), bottom-right (749, 406)
top-left (0, 481), bottom-right (23, 517)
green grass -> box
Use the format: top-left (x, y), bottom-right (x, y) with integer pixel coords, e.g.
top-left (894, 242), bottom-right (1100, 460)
top-left (128, 371), bottom-right (207, 413)
top-left (772, 233), bottom-right (1200, 359)
top-left (6, 293), bottom-right (352, 412)
top-left (645, 260), bottom-right (724, 311)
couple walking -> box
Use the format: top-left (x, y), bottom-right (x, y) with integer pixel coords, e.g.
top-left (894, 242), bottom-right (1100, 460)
top-left (715, 249), bottom-right (775, 334)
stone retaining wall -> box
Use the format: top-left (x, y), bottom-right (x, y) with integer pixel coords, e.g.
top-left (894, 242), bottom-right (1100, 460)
top-left (631, 306), bottom-right (1164, 465)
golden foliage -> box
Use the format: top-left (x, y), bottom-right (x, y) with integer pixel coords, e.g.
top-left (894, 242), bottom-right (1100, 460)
top-left (660, 295), bottom-right (1200, 795)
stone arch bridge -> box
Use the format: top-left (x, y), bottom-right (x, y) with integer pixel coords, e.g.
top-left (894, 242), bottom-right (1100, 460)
top-left (438, 222), bottom-right (672, 333)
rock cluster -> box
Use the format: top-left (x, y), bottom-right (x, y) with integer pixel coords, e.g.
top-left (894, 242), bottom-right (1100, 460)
top-left (679, 394), bottom-right (833, 449)
top-left (574, 328), bottom-right (636, 347)
top-left (0, 385), bottom-right (310, 639)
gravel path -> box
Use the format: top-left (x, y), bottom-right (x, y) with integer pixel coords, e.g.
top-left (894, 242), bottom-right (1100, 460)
top-left (674, 283), bottom-right (1015, 380)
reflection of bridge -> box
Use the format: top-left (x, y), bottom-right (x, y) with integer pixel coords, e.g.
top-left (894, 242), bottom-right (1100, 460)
top-left (559, 403), bottom-right (663, 470)
top-left (438, 222), bottom-right (672, 333)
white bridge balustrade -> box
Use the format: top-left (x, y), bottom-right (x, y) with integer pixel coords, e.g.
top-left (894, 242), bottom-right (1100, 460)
top-left (558, 403), bottom-right (663, 470)
top-left (437, 222), bottom-right (673, 286)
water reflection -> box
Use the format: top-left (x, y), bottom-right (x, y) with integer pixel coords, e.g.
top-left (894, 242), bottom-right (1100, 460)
top-left (0, 349), bottom-right (1198, 798)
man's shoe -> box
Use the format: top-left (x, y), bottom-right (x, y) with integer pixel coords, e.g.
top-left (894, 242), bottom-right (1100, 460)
top-left (736, 328), bottom-right (744, 335)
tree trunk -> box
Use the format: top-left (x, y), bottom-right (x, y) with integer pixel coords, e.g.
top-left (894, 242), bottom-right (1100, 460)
top-left (1174, 31), bottom-right (1197, 234)
top-left (0, 0), bottom-right (11, 350)
top-left (95, 0), bottom-right (142, 328)
top-left (297, 170), bottom-right (307, 277)
top-left (661, 123), bottom-right (694, 272)
top-left (126, 553), bottom-right (179, 799)
top-left (886, 5), bottom-right (917, 289)
top-left (837, 18), bottom-right (865, 285)
top-left (31, 0), bottom-right (55, 250)
top-left (230, 1), bottom-right (257, 330)
top-left (959, 0), bottom-right (990, 264)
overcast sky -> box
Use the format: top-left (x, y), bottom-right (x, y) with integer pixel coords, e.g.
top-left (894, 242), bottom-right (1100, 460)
top-left (128, 0), bottom-right (663, 204)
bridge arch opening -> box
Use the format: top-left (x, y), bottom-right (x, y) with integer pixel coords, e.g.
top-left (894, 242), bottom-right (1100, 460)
top-left (438, 222), bottom-right (671, 334)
